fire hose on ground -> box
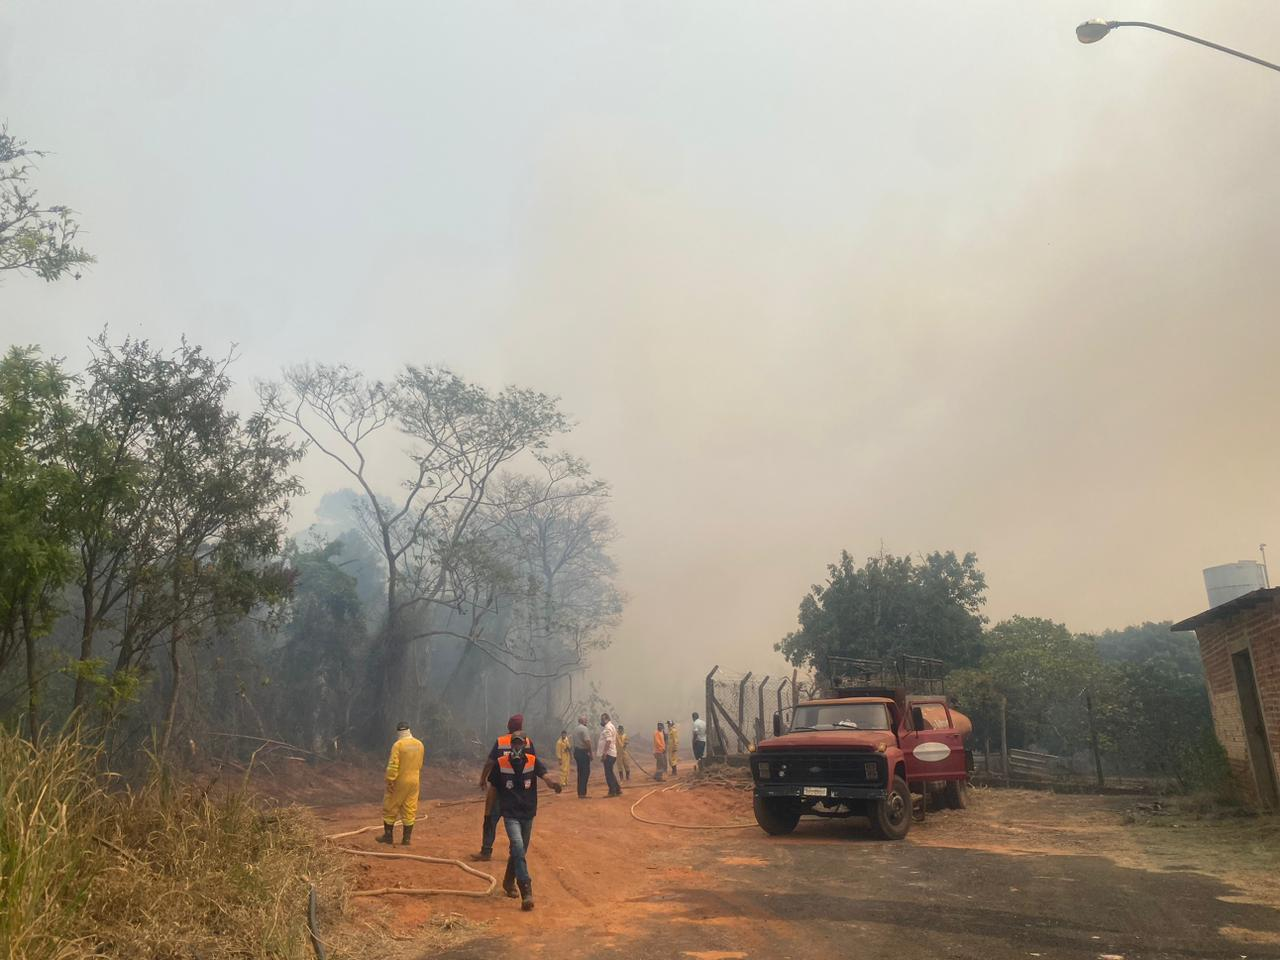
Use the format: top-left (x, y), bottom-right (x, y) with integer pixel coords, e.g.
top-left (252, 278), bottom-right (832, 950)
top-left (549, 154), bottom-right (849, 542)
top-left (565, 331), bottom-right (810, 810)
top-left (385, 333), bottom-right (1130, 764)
top-left (628, 781), bottom-right (756, 829)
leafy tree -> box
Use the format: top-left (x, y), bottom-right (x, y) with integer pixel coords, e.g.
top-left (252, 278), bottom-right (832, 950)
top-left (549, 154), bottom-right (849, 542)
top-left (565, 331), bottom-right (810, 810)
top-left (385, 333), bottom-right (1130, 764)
top-left (1092, 621), bottom-right (1213, 782)
top-left (777, 550), bottom-right (987, 672)
top-left (260, 363), bottom-right (569, 734)
top-left (267, 541), bottom-right (369, 752)
top-left (977, 615), bottom-right (1101, 753)
top-left (0, 347), bottom-right (76, 743)
top-left (1095, 621), bottom-right (1203, 676)
top-left (0, 126), bottom-right (93, 281)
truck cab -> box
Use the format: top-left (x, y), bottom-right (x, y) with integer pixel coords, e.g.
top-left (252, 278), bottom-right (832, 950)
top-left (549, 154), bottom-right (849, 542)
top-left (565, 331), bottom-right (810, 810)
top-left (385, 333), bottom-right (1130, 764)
top-left (749, 664), bottom-right (971, 839)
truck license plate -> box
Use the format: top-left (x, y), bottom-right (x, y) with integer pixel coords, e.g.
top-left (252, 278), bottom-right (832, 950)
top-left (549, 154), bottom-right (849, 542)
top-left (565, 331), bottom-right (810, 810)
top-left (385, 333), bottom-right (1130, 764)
top-left (803, 786), bottom-right (828, 797)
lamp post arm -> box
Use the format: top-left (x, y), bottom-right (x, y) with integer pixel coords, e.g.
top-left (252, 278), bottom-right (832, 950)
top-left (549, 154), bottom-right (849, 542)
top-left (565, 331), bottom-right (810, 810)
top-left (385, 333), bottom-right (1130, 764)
top-left (1111, 20), bottom-right (1280, 73)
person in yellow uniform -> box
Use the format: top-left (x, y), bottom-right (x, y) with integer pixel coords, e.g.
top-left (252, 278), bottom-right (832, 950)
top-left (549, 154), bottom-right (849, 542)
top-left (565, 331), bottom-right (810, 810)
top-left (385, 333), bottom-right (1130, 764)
top-left (378, 721), bottom-right (424, 846)
top-left (667, 719), bottom-right (680, 777)
top-left (652, 722), bottom-right (667, 781)
top-left (555, 729), bottom-right (572, 788)
top-left (616, 725), bottom-right (632, 782)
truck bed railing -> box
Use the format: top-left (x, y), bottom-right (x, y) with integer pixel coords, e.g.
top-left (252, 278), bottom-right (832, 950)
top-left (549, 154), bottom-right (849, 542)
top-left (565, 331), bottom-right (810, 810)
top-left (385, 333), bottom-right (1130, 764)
top-left (825, 654), bottom-right (945, 695)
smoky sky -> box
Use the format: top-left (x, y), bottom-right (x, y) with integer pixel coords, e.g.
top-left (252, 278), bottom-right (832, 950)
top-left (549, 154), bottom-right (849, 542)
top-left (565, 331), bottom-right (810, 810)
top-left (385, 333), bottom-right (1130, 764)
top-left (3, 1), bottom-right (1278, 724)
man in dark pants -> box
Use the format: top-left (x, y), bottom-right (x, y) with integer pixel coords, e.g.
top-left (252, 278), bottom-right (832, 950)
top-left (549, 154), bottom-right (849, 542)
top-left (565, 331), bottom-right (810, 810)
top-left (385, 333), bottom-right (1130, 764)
top-left (473, 715), bottom-right (531, 861)
top-left (572, 714), bottom-right (592, 798)
top-left (598, 712), bottom-right (622, 797)
top-left (491, 731), bottom-right (561, 909)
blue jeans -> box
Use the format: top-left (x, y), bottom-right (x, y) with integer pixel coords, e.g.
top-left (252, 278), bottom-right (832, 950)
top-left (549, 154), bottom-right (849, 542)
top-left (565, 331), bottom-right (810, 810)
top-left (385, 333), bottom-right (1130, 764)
top-left (503, 816), bottom-right (534, 884)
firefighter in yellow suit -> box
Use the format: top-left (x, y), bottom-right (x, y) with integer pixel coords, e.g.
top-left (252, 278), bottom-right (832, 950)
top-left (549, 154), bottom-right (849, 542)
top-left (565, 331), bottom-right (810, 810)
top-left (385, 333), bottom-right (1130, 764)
top-left (378, 721), bottom-right (424, 846)
top-left (667, 720), bottom-right (680, 777)
top-left (555, 730), bottom-right (572, 788)
top-left (617, 725), bottom-right (632, 781)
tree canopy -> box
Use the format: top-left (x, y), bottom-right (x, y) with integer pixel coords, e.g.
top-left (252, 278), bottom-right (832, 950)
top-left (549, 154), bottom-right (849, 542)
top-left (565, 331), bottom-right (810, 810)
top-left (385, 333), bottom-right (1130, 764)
top-left (776, 550), bottom-right (987, 672)
top-left (0, 126), bottom-right (93, 281)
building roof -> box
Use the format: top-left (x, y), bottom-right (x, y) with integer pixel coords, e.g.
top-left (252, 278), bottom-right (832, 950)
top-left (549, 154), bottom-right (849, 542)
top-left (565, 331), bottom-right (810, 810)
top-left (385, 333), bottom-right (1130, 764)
top-left (1171, 586), bottom-right (1280, 632)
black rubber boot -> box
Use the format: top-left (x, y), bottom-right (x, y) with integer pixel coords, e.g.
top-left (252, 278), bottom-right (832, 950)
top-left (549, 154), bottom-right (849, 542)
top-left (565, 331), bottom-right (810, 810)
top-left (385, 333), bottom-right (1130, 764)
top-left (400, 824), bottom-right (413, 846)
top-left (502, 860), bottom-right (518, 899)
top-left (518, 878), bottom-right (534, 911)
top-left (375, 823), bottom-right (394, 844)
top-left (471, 850), bottom-right (492, 862)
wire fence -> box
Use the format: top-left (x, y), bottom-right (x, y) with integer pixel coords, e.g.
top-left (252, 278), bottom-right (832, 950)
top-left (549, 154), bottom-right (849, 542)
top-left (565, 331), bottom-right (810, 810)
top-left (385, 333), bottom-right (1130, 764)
top-left (704, 667), bottom-right (818, 757)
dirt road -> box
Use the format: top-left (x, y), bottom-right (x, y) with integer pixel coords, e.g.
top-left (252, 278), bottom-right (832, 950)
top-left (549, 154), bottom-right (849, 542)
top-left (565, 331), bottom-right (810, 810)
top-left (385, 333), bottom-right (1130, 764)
top-left (314, 775), bottom-right (1280, 960)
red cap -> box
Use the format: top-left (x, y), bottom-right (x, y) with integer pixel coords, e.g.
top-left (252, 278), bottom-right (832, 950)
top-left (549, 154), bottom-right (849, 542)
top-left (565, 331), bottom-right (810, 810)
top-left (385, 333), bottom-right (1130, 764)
top-left (507, 714), bottom-right (524, 733)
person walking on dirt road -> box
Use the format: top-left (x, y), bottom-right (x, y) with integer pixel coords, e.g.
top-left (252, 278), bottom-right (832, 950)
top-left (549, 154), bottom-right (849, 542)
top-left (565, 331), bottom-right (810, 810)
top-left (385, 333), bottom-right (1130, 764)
top-left (490, 730), bottom-right (561, 910)
top-left (379, 721), bottom-right (424, 846)
top-left (555, 729), bottom-right (572, 788)
top-left (472, 715), bottom-right (532, 862)
top-left (652, 722), bottom-right (667, 781)
top-left (598, 713), bottom-right (622, 797)
top-left (692, 712), bottom-right (707, 768)
top-left (617, 725), bottom-right (632, 781)
top-left (572, 715), bottom-right (593, 798)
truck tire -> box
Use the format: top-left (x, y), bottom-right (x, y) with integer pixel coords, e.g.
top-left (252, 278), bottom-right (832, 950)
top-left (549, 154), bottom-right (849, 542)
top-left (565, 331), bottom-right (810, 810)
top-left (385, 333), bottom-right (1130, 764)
top-left (753, 795), bottom-right (801, 835)
top-left (944, 780), bottom-right (969, 810)
top-left (870, 776), bottom-right (911, 840)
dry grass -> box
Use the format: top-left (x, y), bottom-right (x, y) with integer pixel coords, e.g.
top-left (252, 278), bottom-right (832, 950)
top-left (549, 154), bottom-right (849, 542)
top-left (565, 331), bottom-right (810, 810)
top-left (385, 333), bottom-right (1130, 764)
top-left (1, 728), bottom-right (348, 960)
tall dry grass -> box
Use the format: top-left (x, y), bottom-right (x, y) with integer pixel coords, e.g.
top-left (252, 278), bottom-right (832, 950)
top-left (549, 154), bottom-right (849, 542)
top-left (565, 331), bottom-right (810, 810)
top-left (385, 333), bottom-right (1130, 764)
top-left (0, 728), bottom-right (347, 960)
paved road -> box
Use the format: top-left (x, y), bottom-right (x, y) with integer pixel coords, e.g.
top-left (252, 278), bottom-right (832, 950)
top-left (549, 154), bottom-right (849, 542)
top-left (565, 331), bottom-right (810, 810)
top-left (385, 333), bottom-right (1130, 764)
top-left (429, 816), bottom-right (1280, 960)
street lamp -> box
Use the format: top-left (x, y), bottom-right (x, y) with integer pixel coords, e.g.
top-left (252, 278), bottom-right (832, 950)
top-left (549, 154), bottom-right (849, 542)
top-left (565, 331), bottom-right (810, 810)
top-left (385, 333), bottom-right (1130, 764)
top-left (1075, 19), bottom-right (1280, 73)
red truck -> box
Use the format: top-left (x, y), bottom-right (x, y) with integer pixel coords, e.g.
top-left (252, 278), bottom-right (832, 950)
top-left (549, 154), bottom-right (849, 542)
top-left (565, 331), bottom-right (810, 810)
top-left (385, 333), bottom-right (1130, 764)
top-left (749, 656), bottom-right (972, 840)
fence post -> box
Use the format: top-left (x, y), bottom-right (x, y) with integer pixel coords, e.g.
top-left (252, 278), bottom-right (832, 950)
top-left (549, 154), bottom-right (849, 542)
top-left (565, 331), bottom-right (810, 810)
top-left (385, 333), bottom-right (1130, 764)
top-left (1085, 692), bottom-right (1105, 788)
top-left (737, 672), bottom-right (752, 753)
top-left (999, 698), bottom-right (1010, 785)
top-left (705, 666), bottom-right (720, 758)
top-left (756, 676), bottom-right (770, 746)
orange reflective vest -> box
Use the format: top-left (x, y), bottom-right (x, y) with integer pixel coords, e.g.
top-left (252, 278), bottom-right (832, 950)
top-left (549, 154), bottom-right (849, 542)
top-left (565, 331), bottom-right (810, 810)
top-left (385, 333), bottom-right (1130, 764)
top-left (496, 748), bottom-right (538, 790)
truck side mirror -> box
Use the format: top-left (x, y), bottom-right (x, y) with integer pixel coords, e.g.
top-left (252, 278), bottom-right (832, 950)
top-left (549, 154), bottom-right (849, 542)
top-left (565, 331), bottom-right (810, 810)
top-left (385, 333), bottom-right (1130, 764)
top-left (772, 713), bottom-right (781, 738)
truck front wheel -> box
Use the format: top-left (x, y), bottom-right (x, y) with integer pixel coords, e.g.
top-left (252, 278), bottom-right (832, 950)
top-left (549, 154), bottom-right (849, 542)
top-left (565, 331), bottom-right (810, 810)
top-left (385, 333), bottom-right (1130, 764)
top-left (753, 795), bottom-right (801, 835)
top-left (870, 776), bottom-right (911, 840)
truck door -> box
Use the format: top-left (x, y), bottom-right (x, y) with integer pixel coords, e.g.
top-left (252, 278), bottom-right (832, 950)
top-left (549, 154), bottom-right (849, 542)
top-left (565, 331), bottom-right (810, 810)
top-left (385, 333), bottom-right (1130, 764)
top-left (900, 700), bottom-right (967, 783)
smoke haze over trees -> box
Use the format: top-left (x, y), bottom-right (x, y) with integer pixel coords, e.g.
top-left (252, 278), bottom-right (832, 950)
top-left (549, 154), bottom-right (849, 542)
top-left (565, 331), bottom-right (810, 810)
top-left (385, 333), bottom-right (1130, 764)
top-left (0, 332), bottom-right (624, 759)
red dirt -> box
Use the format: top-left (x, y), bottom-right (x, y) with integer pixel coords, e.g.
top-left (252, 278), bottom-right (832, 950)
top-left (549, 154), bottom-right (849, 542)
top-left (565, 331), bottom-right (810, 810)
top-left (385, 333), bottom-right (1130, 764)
top-left (305, 764), bottom-right (748, 954)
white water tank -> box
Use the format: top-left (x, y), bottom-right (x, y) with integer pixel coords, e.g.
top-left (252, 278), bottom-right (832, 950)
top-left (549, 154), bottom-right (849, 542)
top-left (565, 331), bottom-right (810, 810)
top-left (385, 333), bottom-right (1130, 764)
top-left (1203, 561), bottom-right (1269, 608)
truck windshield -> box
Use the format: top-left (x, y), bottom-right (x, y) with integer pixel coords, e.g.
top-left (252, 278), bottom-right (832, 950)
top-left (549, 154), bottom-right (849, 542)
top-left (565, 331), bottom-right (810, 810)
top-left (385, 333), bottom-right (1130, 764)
top-left (791, 703), bottom-right (891, 731)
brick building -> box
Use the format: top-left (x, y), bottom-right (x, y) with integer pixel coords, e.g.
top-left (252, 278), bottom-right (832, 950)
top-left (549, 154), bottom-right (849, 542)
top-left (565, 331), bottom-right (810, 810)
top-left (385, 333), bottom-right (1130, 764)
top-left (1173, 587), bottom-right (1280, 806)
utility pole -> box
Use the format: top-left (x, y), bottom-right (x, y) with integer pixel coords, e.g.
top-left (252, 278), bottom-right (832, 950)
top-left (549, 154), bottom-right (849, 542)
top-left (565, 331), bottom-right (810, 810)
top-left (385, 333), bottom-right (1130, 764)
top-left (1085, 692), bottom-right (1105, 788)
top-left (1262, 543), bottom-right (1271, 588)
top-left (999, 697), bottom-right (1010, 784)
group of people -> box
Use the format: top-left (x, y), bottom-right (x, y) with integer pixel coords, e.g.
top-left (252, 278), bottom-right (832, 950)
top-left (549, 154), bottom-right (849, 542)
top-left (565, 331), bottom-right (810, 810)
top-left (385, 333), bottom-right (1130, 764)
top-left (553, 711), bottom-right (710, 790)
top-left (556, 712), bottom-right (629, 798)
top-left (374, 709), bottom-right (712, 913)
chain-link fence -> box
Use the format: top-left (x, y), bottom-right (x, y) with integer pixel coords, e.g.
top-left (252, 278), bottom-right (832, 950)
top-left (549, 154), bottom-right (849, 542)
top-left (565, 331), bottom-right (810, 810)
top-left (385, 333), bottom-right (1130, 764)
top-left (704, 667), bottom-right (818, 757)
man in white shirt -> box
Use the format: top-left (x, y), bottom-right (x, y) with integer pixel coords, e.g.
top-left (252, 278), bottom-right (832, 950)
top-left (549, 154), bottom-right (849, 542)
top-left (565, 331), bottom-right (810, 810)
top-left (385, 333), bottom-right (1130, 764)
top-left (692, 712), bottom-right (708, 769)
top-left (597, 712), bottom-right (623, 797)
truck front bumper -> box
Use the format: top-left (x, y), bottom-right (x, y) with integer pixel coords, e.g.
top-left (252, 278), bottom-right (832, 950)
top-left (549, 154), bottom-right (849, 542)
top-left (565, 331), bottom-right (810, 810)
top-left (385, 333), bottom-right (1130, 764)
top-left (754, 784), bottom-right (888, 801)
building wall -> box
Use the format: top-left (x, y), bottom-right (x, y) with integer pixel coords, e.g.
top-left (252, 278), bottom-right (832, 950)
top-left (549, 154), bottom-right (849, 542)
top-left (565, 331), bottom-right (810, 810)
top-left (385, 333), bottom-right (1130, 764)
top-left (1196, 596), bottom-right (1280, 804)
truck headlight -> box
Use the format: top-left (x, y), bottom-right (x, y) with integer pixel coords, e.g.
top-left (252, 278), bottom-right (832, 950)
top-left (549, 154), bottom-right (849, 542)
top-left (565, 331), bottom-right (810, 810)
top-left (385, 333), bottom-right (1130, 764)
top-left (757, 763), bottom-right (770, 779)
top-left (864, 762), bottom-right (879, 780)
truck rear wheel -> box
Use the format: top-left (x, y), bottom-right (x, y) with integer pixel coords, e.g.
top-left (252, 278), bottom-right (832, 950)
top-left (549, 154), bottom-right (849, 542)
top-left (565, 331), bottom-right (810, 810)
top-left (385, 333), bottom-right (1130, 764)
top-left (944, 780), bottom-right (969, 810)
top-left (753, 795), bottom-right (800, 835)
top-left (870, 776), bottom-right (911, 840)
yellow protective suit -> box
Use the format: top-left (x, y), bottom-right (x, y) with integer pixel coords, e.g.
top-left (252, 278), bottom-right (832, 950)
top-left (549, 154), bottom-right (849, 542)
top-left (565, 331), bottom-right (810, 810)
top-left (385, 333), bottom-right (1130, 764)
top-left (383, 732), bottom-right (425, 827)
top-left (555, 735), bottom-right (572, 787)
top-left (617, 732), bottom-right (632, 779)
top-left (667, 724), bottom-right (680, 773)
